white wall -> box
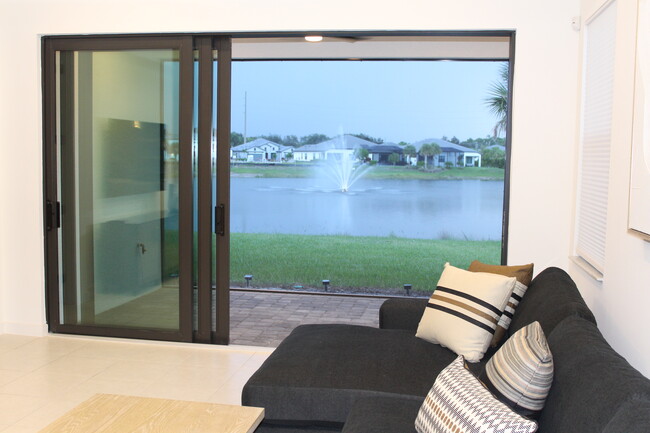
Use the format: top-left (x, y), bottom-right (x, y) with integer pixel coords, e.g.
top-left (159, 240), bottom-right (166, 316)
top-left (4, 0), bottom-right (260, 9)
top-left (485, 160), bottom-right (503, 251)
top-left (569, 0), bottom-right (650, 377)
top-left (1, 0), bottom-right (615, 360)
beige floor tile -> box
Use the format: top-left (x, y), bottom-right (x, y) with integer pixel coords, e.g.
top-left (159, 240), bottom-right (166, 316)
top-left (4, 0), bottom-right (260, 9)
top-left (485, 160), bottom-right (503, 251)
top-left (155, 364), bottom-right (236, 389)
top-left (242, 352), bottom-right (272, 370)
top-left (0, 335), bottom-right (264, 432)
top-left (0, 370), bottom-right (26, 387)
top-left (206, 385), bottom-right (244, 406)
top-left (0, 351), bottom-right (64, 373)
top-left (0, 394), bottom-right (49, 425)
top-left (140, 381), bottom-right (218, 402)
top-left (0, 424), bottom-right (41, 433)
top-left (12, 337), bottom-right (88, 358)
top-left (179, 349), bottom-right (255, 368)
top-left (0, 370), bottom-right (89, 399)
top-left (0, 336), bottom-right (36, 352)
top-left (31, 355), bottom-right (116, 380)
top-left (9, 399), bottom-right (83, 431)
top-left (64, 378), bottom-right (153, 402)
top-left (68, 341), bottom-right (157, 361)
top-left (221, 370), bottom-right (257, 392)
top-left (90, 359), bottom-right (174, 384)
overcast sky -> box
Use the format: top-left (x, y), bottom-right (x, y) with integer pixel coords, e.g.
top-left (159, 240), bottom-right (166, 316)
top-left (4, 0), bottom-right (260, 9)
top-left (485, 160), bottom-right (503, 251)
top-left (231, 60), bottom-right (506, 144)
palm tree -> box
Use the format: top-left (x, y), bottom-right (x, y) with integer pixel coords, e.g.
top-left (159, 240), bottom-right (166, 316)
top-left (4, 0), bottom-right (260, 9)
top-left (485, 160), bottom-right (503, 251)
top-left (419, 143), bottom-right (441, 169)
top-left (485, 63), bottom-right (509, 138)
top-left (403, 144), bottom-right (417, 165)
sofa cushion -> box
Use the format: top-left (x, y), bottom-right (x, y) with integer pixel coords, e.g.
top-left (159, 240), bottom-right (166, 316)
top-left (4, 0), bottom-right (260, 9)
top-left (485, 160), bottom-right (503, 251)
top-left (414, 356), bottom-right (537, 433)
top-left (341, 396), bottom-right (421, 433)
top-left (379, 298), bottom-right (428, 332)
top-left (468, 260), bottom-right (534, 346)
top-left (416, 263), bottom-right (516, 362)
top-left (482, 321), bottom-right (553, 418)
top-left (537, 316), bottom-right (650, 433)
top-left (242, 324), bottom-right (485, 425)
top-left (508, 267), bottom-right (596, 337)
top-left (603, 398), bottom-right (650, 433)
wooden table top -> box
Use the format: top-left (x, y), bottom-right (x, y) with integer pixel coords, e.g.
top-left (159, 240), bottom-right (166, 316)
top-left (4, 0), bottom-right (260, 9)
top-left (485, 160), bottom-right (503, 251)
top-left (38, 394), bottom-right (264, 433)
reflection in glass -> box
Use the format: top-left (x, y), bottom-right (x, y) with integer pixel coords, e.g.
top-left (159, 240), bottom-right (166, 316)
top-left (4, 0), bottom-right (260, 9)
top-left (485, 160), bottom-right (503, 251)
top-left (57, 49), bottom-right (181, 330)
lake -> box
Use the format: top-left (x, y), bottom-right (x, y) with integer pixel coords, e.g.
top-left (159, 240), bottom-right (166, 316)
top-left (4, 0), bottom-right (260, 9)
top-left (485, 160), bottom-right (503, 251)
top-left (230, 177), bottom-right (504, 241)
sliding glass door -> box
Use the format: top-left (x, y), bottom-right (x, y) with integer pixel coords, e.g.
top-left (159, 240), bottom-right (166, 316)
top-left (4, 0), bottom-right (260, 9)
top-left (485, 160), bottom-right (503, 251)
top-left (43, 36), bottom-right (231, 342)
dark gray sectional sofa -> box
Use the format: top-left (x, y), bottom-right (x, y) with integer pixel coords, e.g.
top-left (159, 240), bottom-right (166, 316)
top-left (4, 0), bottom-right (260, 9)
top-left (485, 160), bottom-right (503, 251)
top-left (242, 267), bottom-right (650, 432)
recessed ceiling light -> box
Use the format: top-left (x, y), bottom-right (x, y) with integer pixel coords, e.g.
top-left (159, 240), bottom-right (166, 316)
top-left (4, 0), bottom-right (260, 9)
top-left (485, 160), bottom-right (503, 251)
top-left (305, 35), bottom-right (323, 42)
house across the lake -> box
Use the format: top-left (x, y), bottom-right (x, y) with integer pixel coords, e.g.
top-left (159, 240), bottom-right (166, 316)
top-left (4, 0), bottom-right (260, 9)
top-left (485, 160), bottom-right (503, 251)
top-left (410, 138), bottom-right (482, 167)
top-left (293, 135), bottom-right (405, 164)
top-left (232, 135), bottom-right (479, 166)
top-left (231, 138), bottom-right (294, 162)
top-left (293, 135), bottom-right (374, 162)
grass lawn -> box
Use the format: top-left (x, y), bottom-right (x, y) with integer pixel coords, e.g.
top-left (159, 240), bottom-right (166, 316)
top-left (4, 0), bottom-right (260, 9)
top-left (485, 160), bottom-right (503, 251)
top-left (364, 166), bottom-right (504, 181)
top-left (165, 232), bottom-right (501, 294)
top-left (230, 233), bottom-right (500, 294)
top-left (230, 163), bottom-right (504, 181)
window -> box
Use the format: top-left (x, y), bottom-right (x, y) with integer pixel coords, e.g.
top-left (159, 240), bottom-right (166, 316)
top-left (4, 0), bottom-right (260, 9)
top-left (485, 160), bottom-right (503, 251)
top-left (574, 1), bottom-right (617, 279)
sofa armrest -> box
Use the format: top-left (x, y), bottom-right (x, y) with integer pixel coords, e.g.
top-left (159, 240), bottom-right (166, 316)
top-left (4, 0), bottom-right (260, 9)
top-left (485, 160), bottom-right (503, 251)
top-left (379, 298), bottom-right (428, 331)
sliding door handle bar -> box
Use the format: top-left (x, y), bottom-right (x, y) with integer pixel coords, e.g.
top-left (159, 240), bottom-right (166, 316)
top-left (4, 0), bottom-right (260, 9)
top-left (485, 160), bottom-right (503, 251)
top-left (215, 204), bottom-right (225, 236)
top-left (46, 200), bottom-right (61, 231)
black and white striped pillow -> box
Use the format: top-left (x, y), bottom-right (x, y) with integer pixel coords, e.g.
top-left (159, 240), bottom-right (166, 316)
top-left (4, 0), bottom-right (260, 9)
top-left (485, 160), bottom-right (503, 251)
top-left (415, 355), bottom-right (538, 433)
top-left (416, 263), bottom-right (516, 362)
top-left (482, 321), bottom-right (553, 418)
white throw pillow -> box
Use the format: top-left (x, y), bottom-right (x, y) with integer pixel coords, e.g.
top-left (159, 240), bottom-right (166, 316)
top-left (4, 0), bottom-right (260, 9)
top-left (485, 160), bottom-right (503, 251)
top-left (415, 356), bottom-right (538, 433)
top-left (416, 263), bottom-right (516, 362)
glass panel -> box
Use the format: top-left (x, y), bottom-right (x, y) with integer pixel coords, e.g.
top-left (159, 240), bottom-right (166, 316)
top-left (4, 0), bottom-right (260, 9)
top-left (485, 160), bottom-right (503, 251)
top-left (57, 49), bottom-right (181, 330)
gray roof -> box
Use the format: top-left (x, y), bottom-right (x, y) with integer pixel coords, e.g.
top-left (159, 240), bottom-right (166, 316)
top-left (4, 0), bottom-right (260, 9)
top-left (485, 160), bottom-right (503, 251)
top-left (296, 134), bottom-right (377, 152)
top-left (410, 138), bottom-right (476, 153)
top-left (368, 142), bottom-right (403, 154)
top-left (232, 138), bottom-right (284, 152)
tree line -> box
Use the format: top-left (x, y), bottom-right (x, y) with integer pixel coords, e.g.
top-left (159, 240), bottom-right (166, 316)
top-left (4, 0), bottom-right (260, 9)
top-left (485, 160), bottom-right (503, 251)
top-left (230, 132), bottom-right (385, 148)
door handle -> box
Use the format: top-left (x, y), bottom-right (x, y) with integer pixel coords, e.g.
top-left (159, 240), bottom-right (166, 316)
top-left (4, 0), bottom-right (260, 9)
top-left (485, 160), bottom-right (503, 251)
top-left (215, 204), bottom-right (225, 236)
top-left (46, 200), bottom-right (61, 231)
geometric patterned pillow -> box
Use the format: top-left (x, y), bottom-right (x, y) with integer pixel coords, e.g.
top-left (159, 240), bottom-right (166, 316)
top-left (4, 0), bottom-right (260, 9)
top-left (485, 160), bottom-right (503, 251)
top-left (416, 263), bottom-right (516, 362)
top-left (468, 261), bottom-right (534, 347)
top-left (482, 321), bottom-right (553, 419)
top-left (415, 355), bottom-right (538, 433)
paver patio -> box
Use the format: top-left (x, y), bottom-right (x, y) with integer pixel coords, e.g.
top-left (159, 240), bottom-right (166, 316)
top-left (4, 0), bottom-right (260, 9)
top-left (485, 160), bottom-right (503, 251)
top-left (230, 290), bottom-right (388, 347)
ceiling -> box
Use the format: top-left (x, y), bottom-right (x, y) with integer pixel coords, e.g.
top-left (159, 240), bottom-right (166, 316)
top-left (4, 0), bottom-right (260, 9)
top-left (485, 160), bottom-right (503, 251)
top-left (231, 35), bottom-right (511, 60)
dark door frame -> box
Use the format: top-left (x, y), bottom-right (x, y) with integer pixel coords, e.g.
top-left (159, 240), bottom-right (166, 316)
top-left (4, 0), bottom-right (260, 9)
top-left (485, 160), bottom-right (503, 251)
top-left (42, 30), bottom-right (514, 344)
top-left (42, 36), bottom-right (197, 342)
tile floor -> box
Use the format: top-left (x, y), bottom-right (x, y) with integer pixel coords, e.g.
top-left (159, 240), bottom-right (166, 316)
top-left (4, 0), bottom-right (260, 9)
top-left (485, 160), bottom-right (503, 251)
top-left (0, 333), bottom-right (273, 433)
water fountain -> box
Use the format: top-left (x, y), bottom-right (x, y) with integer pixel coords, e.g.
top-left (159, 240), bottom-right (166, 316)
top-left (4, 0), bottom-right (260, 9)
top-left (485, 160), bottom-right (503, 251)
top-left (318, 144), bottom-right (372, 193)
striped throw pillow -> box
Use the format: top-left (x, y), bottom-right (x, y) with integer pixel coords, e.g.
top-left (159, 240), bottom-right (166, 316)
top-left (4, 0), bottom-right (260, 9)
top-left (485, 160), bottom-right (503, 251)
top-left (416, 263), bottom-right (516, 362)
top-left (483, 321), bottom-right (553, 418)
top-left (468, 261), bottom-right (534, 347)
top-left (415, 355), bottom-right (538, 433)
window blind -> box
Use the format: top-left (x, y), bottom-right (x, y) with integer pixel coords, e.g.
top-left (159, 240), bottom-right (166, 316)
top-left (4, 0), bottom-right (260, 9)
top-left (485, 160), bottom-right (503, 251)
top-left (576, 0), bottom-right (617, 275)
